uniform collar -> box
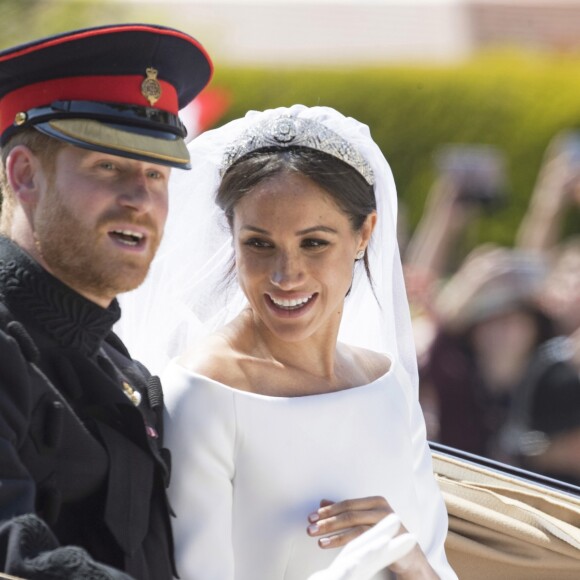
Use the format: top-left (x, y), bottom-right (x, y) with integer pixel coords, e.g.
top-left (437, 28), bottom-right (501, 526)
top-left (0, 236), bottom-right (120, 356)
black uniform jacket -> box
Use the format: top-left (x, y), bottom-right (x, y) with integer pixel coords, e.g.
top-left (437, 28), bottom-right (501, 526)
top-left (0, 237), bottom-right (175, 579)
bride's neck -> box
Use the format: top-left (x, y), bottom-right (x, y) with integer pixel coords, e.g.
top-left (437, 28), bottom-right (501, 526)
top-left (242, 310), bottom-right (340, 383)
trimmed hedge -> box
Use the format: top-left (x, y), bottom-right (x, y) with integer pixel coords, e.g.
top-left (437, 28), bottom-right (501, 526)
top-left (210, 52), bottom-right (580, 254)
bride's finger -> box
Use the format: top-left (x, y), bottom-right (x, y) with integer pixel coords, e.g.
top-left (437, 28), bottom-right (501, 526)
top-left (308, 496), bottom-right (391, 526)
top-left (314, 525), bottom-right (373, 549)
top-left (317, 496), bottom-right (390, 517)
top-left (307, 497), bottom-right (392, 540)
top-left (307, 508), bottom-right (389, 542)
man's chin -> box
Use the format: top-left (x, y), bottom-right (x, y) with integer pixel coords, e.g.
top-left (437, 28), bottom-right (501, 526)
top-left (54, 265), bottom-right (151, 305)
top-left (112, 265), bottom-right (152, 295)
top-left (114, 277), bottom-right (149, 296)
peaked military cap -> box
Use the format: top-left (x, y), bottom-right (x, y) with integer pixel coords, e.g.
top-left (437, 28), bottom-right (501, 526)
top-left (0, 23), bottom-right (213, 169)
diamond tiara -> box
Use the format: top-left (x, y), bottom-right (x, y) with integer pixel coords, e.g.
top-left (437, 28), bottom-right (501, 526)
top-left (220, 115), bottom-right (375, 186)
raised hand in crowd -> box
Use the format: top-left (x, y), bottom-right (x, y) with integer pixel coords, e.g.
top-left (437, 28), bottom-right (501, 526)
top-left (516, 130), bottom-right (580, 253)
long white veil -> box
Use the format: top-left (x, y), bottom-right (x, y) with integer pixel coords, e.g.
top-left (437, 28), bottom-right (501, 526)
top-left (116, 104), bottom-right (418, 400)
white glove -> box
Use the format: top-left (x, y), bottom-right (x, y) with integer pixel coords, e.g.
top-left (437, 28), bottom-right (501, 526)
top-left (306, 514), bottom-right (417, 580)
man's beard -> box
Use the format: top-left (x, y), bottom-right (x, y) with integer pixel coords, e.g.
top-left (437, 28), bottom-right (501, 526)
top-left (34, 187), bottom-right (161, 304)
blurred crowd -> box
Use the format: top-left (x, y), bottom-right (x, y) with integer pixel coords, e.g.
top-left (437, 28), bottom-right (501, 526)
top-left (402, 131), bottom-right (580, 487)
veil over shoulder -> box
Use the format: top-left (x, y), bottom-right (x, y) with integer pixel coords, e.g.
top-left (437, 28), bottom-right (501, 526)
top-left (116, 105), bottom-right (418, 399)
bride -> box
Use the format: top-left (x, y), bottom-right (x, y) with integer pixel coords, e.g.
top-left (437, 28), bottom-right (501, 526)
top-left (118, 105), bottom-right (457, 579)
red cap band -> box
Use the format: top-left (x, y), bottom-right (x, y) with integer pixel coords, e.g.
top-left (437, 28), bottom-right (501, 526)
top-left (0, 75), bottom-right (179, 137)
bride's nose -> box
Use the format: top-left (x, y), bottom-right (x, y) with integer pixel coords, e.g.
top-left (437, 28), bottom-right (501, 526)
top-left (270, 250), bottom-right (305, 288)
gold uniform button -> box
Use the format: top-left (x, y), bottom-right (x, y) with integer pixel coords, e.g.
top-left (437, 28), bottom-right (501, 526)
top-left (122, 381), bottom-right (142, 406)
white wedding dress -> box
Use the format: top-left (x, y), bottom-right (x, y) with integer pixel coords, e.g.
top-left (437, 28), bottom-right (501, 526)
top-left (163, 355), bottom-right (456, 580)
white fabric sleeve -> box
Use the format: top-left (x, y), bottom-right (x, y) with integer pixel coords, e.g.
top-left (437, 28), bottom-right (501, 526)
top-left (162, 363), bottom-right (237, 580)
top-left (399, 365), bottom-right (458, 580)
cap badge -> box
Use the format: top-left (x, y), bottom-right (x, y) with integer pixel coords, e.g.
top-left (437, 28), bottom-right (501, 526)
top-left (141, 67), bottom-right (162, 107)
top-left (14, 112), bottom-right (27, 126)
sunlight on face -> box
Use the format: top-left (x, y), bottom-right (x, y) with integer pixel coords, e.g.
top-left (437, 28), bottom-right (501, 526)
top-left (232, 171), bottom-right (371, 344)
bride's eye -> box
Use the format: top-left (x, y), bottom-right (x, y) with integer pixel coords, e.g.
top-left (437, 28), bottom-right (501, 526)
top-left (301, 238), bottom-right (329, 249)
top-left (244, 237), bottom-right (273, 249)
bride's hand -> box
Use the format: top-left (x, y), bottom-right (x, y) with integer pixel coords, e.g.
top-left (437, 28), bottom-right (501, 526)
top-left (306, 496), bottom-right (392, 549)
top-left (307, 497), bottom-right (438, 579)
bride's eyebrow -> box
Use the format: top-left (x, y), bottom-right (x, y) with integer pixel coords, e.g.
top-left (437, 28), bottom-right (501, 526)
top-left (240, 225), bottom-right (269, 234)
top-left (296, 226), bottom-right (338, 235)
top-left (239, 225), bottom-right (338, 235)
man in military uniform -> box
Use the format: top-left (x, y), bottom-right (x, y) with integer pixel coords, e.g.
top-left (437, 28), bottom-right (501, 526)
top-left (0, 24), bottom-right (212, 579)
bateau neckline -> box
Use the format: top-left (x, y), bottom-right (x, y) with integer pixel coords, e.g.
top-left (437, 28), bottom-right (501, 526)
top-left (168, 354), bottom-right (396, 401)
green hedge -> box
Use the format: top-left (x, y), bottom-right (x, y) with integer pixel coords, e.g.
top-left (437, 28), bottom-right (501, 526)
top-left (210, 52), bottom-right (580, 254)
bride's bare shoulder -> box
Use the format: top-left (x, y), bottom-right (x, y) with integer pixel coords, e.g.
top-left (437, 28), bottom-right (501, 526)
top-left (178, 327), bottom-right (250, 390)
top-left (343, 343), bottom-right (392, 383)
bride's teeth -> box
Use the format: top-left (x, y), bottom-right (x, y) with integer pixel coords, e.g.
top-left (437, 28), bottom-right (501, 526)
top-left (270, 295), bottom-right (313, 308)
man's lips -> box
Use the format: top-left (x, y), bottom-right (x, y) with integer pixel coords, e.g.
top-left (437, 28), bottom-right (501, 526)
top-left (105, 221), bottom-right (156, 251)
top-left (108, 228), bottom-right (145, 247)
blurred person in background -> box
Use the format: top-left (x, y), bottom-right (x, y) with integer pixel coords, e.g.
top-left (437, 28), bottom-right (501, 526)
top-left (511, 131), bottom-right (580, 485)
top-left (403, 172), bottom-right (481, 368)
top-left (516, 130), bottom-right (580, 350)
top-left (495, 238), bottom-right (580, 487)
top-left (516, 129), bottom-right (580, 255)
top-left (418, 246), bottom-right (556, 464)
top-left (406, 131), bottom-right (580, 486)
top-left (404, 143), bottom-right (508, 366)
top-left (403, 144), bottom-right (509, 440)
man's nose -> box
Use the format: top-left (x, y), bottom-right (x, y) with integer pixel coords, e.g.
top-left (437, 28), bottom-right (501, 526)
top-left (117, 174), bottom-right (154, 213)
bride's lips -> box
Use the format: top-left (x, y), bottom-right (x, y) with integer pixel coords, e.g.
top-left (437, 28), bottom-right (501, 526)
top-left (265, 292), bottom-right (318, 318)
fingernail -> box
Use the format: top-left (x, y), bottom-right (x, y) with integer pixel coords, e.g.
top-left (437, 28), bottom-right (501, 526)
top-left (307, 523), bottom-right (319, 534)
top-left (308, 512), bottom-right (319, 523)
top-left (319, 537), bottom-right (331, 547)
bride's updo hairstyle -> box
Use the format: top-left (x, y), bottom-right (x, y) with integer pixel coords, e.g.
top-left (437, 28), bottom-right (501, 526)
top-left (216, 147), bottom-right (377, 283)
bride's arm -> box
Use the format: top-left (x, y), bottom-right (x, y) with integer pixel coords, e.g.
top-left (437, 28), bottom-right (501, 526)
top-left (163, 365), bottom-right (236, 580)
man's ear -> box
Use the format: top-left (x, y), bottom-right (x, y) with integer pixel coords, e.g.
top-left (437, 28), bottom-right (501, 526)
top-left (6, 145), bottom-right (43, 206)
